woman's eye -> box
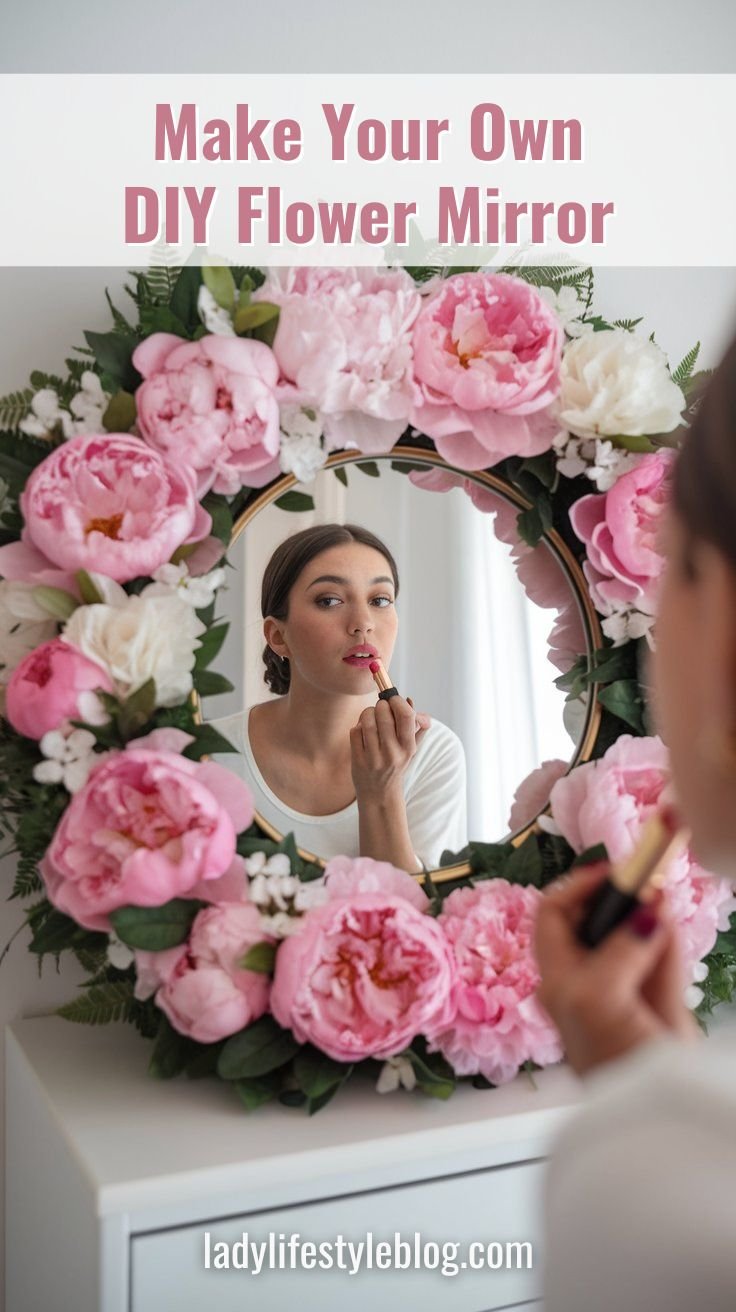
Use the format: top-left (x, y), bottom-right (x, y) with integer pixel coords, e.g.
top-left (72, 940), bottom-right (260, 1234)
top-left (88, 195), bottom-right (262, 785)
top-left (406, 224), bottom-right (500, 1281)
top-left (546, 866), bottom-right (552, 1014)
top-left (371, 595), bottom-right (394, 608)
top-left (315, 596), bottom-right (342, 608)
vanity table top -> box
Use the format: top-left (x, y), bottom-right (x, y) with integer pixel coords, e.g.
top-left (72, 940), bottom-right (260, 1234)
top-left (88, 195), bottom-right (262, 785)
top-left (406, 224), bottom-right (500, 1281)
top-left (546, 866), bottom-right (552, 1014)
top-left (6, 1015), bottom-right (583, 1221)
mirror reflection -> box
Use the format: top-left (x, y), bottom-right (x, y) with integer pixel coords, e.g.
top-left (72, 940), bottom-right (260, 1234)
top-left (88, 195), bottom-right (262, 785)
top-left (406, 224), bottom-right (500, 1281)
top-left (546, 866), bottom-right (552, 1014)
top-left (208, 456), bottom-right (591, 870)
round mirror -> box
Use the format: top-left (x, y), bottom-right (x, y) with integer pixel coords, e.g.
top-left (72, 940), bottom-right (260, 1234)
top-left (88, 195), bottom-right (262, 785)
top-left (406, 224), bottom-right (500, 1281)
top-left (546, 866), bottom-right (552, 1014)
top-left (207, 448), bottom-right (601, 874)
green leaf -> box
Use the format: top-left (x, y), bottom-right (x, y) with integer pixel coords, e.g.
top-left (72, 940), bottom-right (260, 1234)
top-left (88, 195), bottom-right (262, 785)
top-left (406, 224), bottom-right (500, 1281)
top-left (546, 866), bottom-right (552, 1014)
top-left (31, 585), bottom-right (79, 620)
top-left (83, 330), bottom-right (140, 393)
top-left (193, 622), bottom-right (229, 671)
top-left (29, 908), bottom-right (101, 957)
top-left (356, 461), bottom-right (380, 477)
top-left (307, 1083), bottom-right (346, 1115)
top-left (57, 980), bottom-right (136, 1026)
top-left (234, 1076), bottom-right (280, 1111)
top-left (169, 266), bottom-right (204, 331)
top-left (233, 302), bottom-right (280, 334)
top-left (239, 942), bottom-right (277, 974)
top-left (404, 1048), bottom-right (455, 1100)
top-left (217, 1016), bottom-right (300, 1080)
top-left (571, 842), bottom-right (609, 868)
top-left (518, 453), bottom-right (557, 490)
top-left (192, 669), bottom-right (235, 698)
top-left (200, 492), bottom-right (233, 546)
top-left (76, 570), bottom-right (105, 604)
top-left (102, 390), bottom-right (137, 433)
top-left (597, 679), bottom-right (645, 732)
top-left (109, 898), bottom-right (204, 951)
top-left (148, 1017), bottom-right (199, 1079)
top-left (181, 724), bottom-right (238, 759)
top-left (117, 678), bottom-right (157, 738)
top-left (334, 466), bottom-right (348, 487)
top-left (138, 305), bottom-right (188, 338)
top-left (274, 491), bottom-right (315, 513)
top-left (203, 264), bottom-right (236, 312)
top-left (504, 836), bottom-right (544, 887)
top-left (293, 1046), bottom-right (350, 1099)
top-left (0, 388), bottom-right (34, 430)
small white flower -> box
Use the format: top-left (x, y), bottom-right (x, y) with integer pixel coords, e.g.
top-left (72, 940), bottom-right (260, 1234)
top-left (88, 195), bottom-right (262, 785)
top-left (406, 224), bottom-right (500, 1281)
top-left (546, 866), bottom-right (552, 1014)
top-left (19, 388), bottom-right (74, 439)
top-left (538, 283), bottom-right (589, 337)
top-left (33, 727), bottom-right (98, 793)
top-left (107, 933), bottom-right (135, 971)
top-left (197, 285), bottom-right (236, 336)
top-left (259, 910), bottom-right (302, 938)
top-left (69, 371), bottom-right (109, 434)
top-left (143, 563), bottom-right (227, 611)
top-left (293, 880), bottom-right (329, 913)
top-left (601, 609), bottom-right (656, 648)
top-left (245, 852), bottom-right (328, 938)
top-left (376, 1055), bottom-right (417, 1095)
top-left (279, 406), bottom-right (327, 484)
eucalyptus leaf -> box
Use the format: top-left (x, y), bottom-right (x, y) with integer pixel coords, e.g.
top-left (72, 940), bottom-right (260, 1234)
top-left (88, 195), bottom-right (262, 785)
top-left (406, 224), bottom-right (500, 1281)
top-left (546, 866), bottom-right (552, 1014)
top-left (274, 491), bottom-right (315, 513)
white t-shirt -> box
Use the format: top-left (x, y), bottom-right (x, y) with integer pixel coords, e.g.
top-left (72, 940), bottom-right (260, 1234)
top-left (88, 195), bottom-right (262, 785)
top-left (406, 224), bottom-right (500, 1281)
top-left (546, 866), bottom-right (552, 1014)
top-left (207, 708), bottom-right (468, 868)
top-left (543, 1015), bottom-right (736, 1312)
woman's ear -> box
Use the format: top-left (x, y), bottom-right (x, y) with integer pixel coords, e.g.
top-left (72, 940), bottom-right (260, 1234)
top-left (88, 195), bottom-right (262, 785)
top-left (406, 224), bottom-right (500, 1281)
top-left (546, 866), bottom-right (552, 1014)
top-left (263, 616), bottom-right (289, 661)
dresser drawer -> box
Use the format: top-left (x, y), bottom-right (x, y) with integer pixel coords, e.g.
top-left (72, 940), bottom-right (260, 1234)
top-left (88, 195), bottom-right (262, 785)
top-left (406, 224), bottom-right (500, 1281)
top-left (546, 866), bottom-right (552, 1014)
top-left (130, 1158), bottom-right (544, 1311)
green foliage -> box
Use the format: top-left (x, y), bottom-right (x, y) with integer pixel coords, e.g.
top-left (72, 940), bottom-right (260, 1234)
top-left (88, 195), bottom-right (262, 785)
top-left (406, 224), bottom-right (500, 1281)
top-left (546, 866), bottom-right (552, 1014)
top-left (239, 942), bottom-right (277, 974)
top-left (275, 491), bottom-right (315, 513)
top-left (0, 388), bottom-right (34, 430)
top-left (671, 341), bottom-right (700, 389)
top-left (57, 980), bottom-right (138, 1026)
top-left (217, 1016), bottom-right (301, 1080)
top-left (110, 898), bottom-right (206, 951)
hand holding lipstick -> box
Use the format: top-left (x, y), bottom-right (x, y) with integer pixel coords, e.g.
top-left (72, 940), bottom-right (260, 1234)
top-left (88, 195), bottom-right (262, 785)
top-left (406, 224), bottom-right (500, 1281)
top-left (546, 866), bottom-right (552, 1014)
top-left (534, 861), bottom-right (700, 1076)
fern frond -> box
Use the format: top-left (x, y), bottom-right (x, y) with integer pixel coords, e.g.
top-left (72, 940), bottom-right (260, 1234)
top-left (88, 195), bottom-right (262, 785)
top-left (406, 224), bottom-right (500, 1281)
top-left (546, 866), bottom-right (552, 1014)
top-left (57, 980), bottom-right (137, 1026)
top-left (0, 388), bottom-right (33, 430)
top-left (612, 317), bottom-right (643, 331)
top-left (672, 341), bottom-right (701, 387)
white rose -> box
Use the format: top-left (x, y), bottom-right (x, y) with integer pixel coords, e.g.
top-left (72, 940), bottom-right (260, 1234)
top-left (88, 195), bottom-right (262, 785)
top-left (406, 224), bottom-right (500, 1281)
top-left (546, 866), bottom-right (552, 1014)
top-left (0, 581), bottom-right (58, 682)
top-left (559, 329), bottom-right (686, 440)
top-left (63, 593), bottom-right (204, 707)
top-left (197, 285), bottom-right (236, 337)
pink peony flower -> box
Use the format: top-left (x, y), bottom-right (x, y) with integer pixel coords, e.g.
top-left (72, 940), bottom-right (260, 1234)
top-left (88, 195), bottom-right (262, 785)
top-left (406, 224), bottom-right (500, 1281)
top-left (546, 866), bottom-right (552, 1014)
top-left (547, 735), bottom-right (736, 980)
top-left (270, 855), bottom-right (457, 1062)
top-left (570, 449), bottom-right (674, 616)
top-left (134, 902), bottom-right (272, 1043)
top-left (425, 880), bottom-right (563, 1085)
top-left (0, 539), bottom-right (82, 595)
top-left (40, 745), bottom-right (254, 931)
top-left (508, 759), bottom-right (569, 835)
top-left (5, 637), bottom-right (114, 740)
top-left (19, 432), bottom-right (211, 584)
top-left (410, 272), bottom-right (564, 470)
top-left (323, 854), bottom-right (430, 911)
top-left (256, 267), bottom-right (421, 454)
top-left (133, 333), bottom-right (281, 496)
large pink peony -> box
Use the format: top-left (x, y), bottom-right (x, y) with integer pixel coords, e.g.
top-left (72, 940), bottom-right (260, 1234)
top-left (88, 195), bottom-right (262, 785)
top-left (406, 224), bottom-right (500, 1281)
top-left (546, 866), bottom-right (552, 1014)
top-left (256, 266), bottom-right (421, 454)
top-left (270, 855), bottom-right (457, 1062)
top-left (133, 332), bottom-right (281, 496)
top-left (40, 738), bottom-right (254, 931)
top-left (546, 735), bottom-right (736, 980)
top-left (570, 449), bottom-right (674, 616)
top-left (19, 432), bottom-right (211, 584)
top-left (134, 902), bottom-right (272, 1043)
top-left (425, 880), bottom-right (564, 1085)
top-left (5, 637), bottom-right (114, 740)
top-left (411, 272), bottom-right (564, 470)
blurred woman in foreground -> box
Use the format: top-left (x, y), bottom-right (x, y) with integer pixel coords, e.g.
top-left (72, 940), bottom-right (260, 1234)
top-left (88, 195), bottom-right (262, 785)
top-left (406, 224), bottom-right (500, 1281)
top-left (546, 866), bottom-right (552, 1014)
top-left (536, 330), bottom-right (736, 1312)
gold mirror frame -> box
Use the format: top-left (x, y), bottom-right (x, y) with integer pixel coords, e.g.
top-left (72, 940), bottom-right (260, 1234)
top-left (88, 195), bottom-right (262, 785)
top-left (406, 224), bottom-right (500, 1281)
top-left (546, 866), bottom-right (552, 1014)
top-left (217, 441), bottom-right (603, 883)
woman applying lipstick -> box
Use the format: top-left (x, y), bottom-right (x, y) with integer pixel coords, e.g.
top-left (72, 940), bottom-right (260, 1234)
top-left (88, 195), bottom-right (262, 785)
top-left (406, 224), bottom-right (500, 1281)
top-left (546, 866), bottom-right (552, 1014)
top-left (209, 522), bottom-right (467, 871)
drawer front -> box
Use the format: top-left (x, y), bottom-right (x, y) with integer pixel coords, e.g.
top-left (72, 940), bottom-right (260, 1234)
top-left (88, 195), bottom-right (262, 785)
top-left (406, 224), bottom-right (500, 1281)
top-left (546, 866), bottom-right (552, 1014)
top-left (131, 1159), bottom-right (544, 1312)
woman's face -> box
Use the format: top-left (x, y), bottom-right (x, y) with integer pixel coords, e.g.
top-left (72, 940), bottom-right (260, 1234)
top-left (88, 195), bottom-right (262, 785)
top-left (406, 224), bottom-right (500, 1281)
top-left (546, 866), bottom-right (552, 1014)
top-left (653, 511), bottom-right (736, 875)
top-left (266, 542), bottom-right (399, 698)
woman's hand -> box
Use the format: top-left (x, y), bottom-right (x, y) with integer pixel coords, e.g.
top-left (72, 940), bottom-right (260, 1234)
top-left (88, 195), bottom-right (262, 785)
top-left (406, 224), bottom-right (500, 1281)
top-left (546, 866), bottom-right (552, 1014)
top-left (350, 695), bottom-right (430, 804)
top-left (534, 864), bottom-right (701, 1078)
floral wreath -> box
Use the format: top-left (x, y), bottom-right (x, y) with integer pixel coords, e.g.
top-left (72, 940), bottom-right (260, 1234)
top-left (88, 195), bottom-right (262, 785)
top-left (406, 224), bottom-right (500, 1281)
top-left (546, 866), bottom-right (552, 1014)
top-left (1, 261), bottom-right (735, 1113)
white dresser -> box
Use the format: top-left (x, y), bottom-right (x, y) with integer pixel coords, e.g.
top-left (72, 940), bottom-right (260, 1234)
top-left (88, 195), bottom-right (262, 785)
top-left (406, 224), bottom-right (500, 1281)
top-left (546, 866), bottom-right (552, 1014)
top-left (5, 1016), bottom-right (583, 1312)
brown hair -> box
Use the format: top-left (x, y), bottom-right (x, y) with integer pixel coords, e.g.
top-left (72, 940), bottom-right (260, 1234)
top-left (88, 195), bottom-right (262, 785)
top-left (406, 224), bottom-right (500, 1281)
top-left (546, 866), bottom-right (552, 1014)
top-left (673, 331), bottom-right (736, 572)
top-left (261, 523), bottom-right (400, 695)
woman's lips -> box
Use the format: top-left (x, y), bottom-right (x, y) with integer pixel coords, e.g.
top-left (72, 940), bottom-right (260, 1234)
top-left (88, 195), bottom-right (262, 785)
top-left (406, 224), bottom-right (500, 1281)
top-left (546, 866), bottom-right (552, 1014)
top-left (342, 654), bottom-right (379, 668)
